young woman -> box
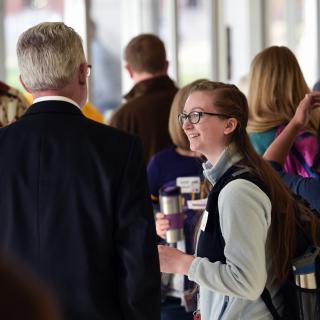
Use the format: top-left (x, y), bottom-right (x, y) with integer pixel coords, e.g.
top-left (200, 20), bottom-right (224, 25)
top-left (158, 80), bottom-right (319, 319)
top-left (247, 46), bottom-right (320, 177)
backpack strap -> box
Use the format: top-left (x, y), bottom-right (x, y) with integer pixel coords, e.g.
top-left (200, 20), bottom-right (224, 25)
top-left (220, 167), bottom-right (280, 319)
top-left (261, 288), bottom-right (281, 320)
top-left (208, 166), bottom-right (282, 319)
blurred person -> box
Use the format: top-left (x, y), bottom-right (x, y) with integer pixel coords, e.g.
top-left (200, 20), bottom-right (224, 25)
top-left (0, 254), bottom-right (61, 320)
top-left (247, 46), bottom-right (320, 177)
top-left (263, 91), bottom-right (320, 211)
top-left (147, 80), bottom-right (206, 320)
top-left (89, 19), bottom-right (121, 116)
top-left (110, 33), bottom-right (178, 163)
top-left (0, 80), bottom-right (29, 127)
top-left (157, 80), bottom-right (319, 319)
top-left (0, 22), bottom-right (160, 320)
top-left (82, 102), bottom-right (104, 123)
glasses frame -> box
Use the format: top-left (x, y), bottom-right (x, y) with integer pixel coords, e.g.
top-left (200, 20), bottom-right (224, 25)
top-left (178, 111), bottom-right (230, 126)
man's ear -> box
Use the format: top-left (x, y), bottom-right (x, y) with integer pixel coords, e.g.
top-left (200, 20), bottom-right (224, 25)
top-left (19, 75), bottom-right (31, 93)
top-left (224, 118), bottom-right (238, 135)
top-left (78, 63), bottom-right (87, 85)
top-left (125, 64), bottom-right (134, 78)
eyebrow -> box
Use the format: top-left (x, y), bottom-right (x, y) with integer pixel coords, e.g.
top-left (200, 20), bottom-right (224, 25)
top-left (182, 106), bottom-right (208, 113)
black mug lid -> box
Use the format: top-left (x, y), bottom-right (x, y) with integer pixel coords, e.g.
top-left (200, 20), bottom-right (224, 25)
top-left (159, 185), bottom-right (181, 196)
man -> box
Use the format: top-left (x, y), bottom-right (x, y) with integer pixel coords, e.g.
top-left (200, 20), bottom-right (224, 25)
top-left (110, 34), bottom-right (178, 164)
top-left (0, 22), bottom-right (160, 320)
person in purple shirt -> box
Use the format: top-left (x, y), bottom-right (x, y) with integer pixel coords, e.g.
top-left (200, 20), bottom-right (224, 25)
top-left (147, 80), bottom-right (206, 320)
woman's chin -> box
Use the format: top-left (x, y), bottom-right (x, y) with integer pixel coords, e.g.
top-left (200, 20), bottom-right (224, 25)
top-left (190, 144), bottom-right (201, 154)
top-left (189, 144), bottom-right (196, 152)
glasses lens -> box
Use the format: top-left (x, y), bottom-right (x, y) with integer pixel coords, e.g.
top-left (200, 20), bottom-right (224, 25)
top-left (178, 113), bottom-right (186, 126)
top-left (189, 112), bottom-right (200, 124)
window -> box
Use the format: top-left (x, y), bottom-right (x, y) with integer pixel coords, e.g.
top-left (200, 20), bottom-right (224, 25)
top-left (4, 0), bottom-right (63, 91)
top-left (177, 0), bottom-right (211, 85)
top-left (267, 0), bottom-right (317, 87)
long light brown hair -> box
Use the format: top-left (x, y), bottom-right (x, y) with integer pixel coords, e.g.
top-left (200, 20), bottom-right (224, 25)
top-left (190, 80), bottom-right (319, 283)
top-left (247, 46), bottom-right (320, 134)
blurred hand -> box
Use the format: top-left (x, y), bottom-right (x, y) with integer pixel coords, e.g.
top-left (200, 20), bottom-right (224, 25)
top-left (158, 245), bottom-right (194, 275)
top-left (293, 92), bottom-right (320, 128)
top-left (155, 212), bottom-right (170, 239)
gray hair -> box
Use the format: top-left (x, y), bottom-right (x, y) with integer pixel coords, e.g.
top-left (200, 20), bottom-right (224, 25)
top-left (17, 22), bottom-right (86, 91)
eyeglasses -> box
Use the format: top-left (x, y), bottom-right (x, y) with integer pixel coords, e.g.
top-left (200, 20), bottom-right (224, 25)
top-left (86, 64), bottom-right (92, 77)
top-left (178, 111), bottom-right (230, 126)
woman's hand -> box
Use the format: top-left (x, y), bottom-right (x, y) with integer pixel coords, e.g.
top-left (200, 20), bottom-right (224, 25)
top-left (264, 92), bottom-right (320, 165)
top-left (158, 245), bottom-right (195, 275)
top-left (155, 212), bottom-right (170, 239)
top-left (293, 92), bottom-right (320, 128)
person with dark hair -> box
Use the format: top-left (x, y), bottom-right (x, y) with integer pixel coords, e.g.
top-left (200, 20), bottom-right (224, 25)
top-left (157, 80), bottom-right (319, 319)
top-left (0, 22), bottom-right (160, 320)
top-left (110, 33), bottom-right (178, 163)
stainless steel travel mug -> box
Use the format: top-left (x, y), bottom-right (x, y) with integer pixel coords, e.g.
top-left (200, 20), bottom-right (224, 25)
top-left (159, 186), bottom-right (184, 243)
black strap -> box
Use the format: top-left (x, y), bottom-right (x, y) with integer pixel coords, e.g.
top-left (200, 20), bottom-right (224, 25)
top-left (208, 166), bottom-right (280, 318)
top-left (261, 288), bottom-right (281, 320)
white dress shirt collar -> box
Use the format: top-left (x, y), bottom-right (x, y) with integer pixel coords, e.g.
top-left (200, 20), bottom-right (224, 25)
top-left (33, 96), bottom-right (81, 109)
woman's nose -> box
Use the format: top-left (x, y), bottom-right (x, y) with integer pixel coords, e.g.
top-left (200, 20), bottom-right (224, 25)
top-left (182, 118), bottom-right (193, 131)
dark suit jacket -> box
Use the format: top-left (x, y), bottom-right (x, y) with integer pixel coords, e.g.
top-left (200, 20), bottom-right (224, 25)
top-left (0, 100), bottom-right (161, 320)
top-left (110, 75), bottom-right (178, 164)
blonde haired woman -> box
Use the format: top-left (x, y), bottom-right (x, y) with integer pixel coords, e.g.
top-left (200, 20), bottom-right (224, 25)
top-left (248, 46), bottom-right (320, 177)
